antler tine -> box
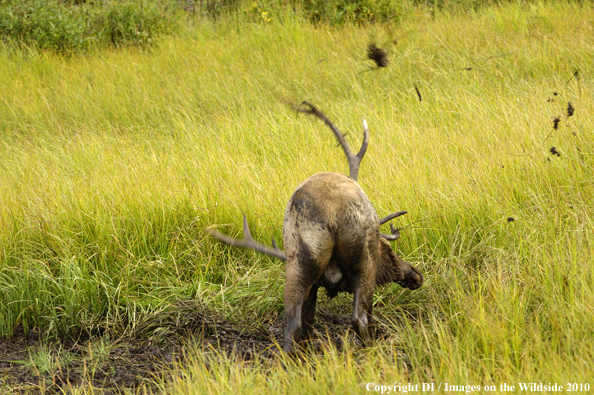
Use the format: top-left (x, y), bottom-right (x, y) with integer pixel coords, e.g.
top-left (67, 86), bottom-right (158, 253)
top-left (242, 213), bottom-right (252, 240)
top-left (296, 101), bottom-right (368, 182)
top-left (206, 214), bottom-right (287, 261)
top-left (379, 211), bottom-right (408, 225)
top-left (379, 211), bottom-right (407, 241)
top-left (358, 119), bottom-right (369, 163)
top-left (381, 223), bottom-right (403, 241)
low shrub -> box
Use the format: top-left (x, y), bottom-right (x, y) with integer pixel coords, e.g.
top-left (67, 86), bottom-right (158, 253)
top-left (0, 0), bottom-right (183, 53)
top-left (296, 0), bottom-right (406, 24)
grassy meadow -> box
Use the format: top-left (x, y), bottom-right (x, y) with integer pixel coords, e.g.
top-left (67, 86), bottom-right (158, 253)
top-left (1, 0), bottom-right (593, 392)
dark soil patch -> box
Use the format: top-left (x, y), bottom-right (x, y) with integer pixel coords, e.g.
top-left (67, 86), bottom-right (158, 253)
top-left (0, 303), bottom-right (399, 393)
top-left (0, 328), bottom-right (180, 394)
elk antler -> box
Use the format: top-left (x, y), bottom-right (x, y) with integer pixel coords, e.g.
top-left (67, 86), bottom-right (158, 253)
top-left (206, 214), bottom-right (287, 261)
top-left (380, 211), bottom-right (407, 225)
top-left (296, 101), bottom-right (369, 182)
top-left (380, 211), bottom-right (407, 241)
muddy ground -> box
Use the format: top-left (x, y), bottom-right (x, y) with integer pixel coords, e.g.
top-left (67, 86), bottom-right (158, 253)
top-left (0, 304), bottom-right (405, 394)
top-left (0, 309), bottom-right (274, 394)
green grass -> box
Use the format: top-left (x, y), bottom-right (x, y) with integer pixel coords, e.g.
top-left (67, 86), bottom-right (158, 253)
top-left (1, 0), bottom-right (594, 392)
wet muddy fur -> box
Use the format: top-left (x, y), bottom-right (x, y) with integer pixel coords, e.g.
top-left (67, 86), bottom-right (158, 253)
top-left (282, 173), bottom-right (423, 353)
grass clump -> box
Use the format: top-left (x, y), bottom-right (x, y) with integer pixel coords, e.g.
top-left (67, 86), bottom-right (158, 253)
top-left (27, 344), bottom-right (75, 377)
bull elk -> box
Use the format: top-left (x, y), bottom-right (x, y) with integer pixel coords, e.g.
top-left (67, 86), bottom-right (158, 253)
top-left (208, 102), bottom-right (423, 353)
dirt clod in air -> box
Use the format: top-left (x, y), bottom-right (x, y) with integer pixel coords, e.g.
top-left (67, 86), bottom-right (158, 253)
top-left (367, 44), bottom-right (389, 68)
top-left (567, 102), bottom-right (575, 117)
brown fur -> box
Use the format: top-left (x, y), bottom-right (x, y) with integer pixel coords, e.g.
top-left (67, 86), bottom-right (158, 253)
top-left (281, 172), bottom-right (423, 353)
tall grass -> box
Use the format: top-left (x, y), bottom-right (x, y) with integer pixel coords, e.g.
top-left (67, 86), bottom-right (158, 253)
top-left (0, 0), bottom-right (593, 391)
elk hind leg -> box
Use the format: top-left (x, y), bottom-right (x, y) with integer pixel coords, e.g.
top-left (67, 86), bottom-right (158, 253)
top-left (284, 256), bottom-right (330, 353)
top-left (351, 289), bottom-right (372, 344)
top-left (300, 285), bottom-right (319, 342)
top-left (283, 228), bottom-right (333, 353)
top-left (283, 274), bottom-right (317, 354)
top-left (351, 261), bottom-right (376, 345)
